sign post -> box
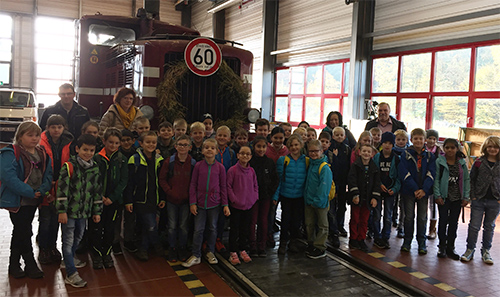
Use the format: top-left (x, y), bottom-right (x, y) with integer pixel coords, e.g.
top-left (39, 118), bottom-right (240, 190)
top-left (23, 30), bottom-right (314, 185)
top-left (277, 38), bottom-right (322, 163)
top-left (184, 38), bottom-right (222, 77)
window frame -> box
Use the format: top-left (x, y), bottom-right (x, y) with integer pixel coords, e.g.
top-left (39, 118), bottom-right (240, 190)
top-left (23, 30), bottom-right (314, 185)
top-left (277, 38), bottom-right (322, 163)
top-left (0, 14), bottom-right (13, 87)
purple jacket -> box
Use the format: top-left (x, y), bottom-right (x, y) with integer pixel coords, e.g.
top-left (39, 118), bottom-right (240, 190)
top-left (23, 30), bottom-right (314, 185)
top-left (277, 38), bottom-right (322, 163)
top-left (189, 160), bottom-right (228, 209)
top-left (227, 162), bottom-right (259, 210)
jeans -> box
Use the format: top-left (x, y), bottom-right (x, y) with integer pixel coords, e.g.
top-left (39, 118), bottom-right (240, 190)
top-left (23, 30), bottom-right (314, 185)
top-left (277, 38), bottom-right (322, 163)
top-left (249, 199), bottom-right (270, 251)
top-left (229, 207), bottom-right (252, 252)
top-left (372, 195), bottom-right (395, 240)
top-left (38, 204), bottom-right (60, 249)
top-left (137, 212), bottom-right (159, 251)
top-left (466, 198), bottom-right (500, 251)
top-left (61, 218), bottom-right (86, 276)
top-left (192, 207), bottom-right (220, 258)
top-left (402, 194), bottom-right (428, 248)
top-left (279, 196), bottom-right (304, 245)
top-left (305, 205), bottom-right (329, 250)
top-left (166, 201), bottom-right (190, 248)
top-left (437, 199), bottom-right (462, 249)
top-left (349, 203), bottom-right (370, 240)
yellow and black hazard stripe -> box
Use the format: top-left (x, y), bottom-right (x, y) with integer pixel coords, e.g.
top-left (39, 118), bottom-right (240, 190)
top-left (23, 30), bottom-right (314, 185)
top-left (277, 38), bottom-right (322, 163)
top-left (169, 262), bottom-right (214, 297)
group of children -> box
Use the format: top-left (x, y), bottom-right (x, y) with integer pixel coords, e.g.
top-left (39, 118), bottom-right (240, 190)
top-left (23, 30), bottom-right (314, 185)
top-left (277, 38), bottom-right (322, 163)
top-left (1, 110), bottom-right (499, 289)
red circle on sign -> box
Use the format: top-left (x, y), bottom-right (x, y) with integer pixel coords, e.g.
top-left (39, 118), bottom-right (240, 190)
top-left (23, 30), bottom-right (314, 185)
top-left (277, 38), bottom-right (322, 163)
top-left (184, 38), bottom-right (222, 77)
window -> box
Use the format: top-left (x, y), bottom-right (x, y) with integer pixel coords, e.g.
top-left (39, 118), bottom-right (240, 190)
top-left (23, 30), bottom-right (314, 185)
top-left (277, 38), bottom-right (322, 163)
top-left (0, 15), bottom-right (13, 86)
top-left (88, 24), bottom-right (135, 46)
top-left (371, 40), bottom-right (500, 138)
top-left (35, 17), bottom-right (76, 107)
top-left (274, 60), bottom-right (349, 128)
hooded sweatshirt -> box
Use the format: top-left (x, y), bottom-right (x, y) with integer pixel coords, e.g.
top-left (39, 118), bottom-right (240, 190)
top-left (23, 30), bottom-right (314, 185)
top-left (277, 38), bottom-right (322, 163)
top-left (304, 155), bottom-right (333, 209)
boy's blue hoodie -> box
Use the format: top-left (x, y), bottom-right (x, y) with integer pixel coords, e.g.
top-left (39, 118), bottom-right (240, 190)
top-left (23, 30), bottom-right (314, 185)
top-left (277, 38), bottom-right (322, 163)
top-left (399, 146), bottom-right (436, 197)
top-left (304, 155), bottom-right (333, 209)
top-left (216, 145), bottom-right (236, 172)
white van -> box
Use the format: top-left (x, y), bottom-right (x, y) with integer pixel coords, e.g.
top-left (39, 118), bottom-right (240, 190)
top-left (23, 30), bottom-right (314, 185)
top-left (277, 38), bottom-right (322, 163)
top-left (0, 89), bottom-right (41, 144)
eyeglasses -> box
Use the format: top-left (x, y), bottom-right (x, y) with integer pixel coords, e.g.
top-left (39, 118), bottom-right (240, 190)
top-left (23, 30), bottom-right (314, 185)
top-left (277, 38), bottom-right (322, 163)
top-left (176, 143), bottom-right (191, 147)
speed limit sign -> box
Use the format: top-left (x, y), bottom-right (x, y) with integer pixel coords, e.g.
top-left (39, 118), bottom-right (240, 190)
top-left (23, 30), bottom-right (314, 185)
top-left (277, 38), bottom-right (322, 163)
top-left (184, 38), bottom-right (222, 77)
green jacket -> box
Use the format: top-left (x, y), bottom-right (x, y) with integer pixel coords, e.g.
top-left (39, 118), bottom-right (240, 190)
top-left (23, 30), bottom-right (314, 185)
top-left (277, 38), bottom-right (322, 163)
top-left (95, 148), bottom-right (128, 204)
top-left (56, 156), bottom-right (103, 219)
top-left (433, 156), bottom-right (470, 202)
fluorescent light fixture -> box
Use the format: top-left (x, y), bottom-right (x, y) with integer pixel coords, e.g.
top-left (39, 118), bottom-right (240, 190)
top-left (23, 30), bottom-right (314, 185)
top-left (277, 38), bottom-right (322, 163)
top-left (207, 0), bottom-right (241, 13)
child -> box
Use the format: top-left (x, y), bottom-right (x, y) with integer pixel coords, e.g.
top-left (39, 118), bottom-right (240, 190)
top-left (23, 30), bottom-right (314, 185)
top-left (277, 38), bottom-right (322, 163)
top-left (227, 146), bottom-right (259, 265)
top-left (38, 115), bottom-right (73, 265)
top-left (82, 120), bottom-right (104, 152)
top-left (266, 127), bottom-right (289, 163)
top-left (202, 113), bottom-right (216, 139)
top-left (120, 129), bottom-right (136, 159)
top-left (372, 132), bottom-right (401, 249)
top-left (254, 118), bottom-right (270, 138)
top-left (279, 122), bottom-right (292, 144)
top-left (393, 129), bottom-right (410, 237)
top-left (173, 118), bottom-right (188, 139)
top-left (350, 131), bottom-right (373, 164)
top-left (305, 128), bottom-right (317, 155)
top-left (159, 135), bottom-right (195, 262)
top-left (461, 136), bottom-right (500, 264)
top-left (293, 127), bottom-right (307, 142)
top-left (183, 138), bottom-right (230, 267)
top-left (393, 129), bottom-right (409, 156)
top-left (157, 121), bottom-right (174, 158)
top-left (434, 138), bottom-right (469, 260)
top-left (319, 132), bottom-right (334, 165)
top-left (131, 116), bottom-right (151, 148)
top-left (369, 127), bottom-right (382, 150)
top-left (425, 129), bottom-right (442, 240)
top-left (273, 135), bottom-right (309, 254)
top-left (249, 136), bottom-right (279, 257)
top-left (348, 144), bottom-right (381, 252)
top-left (331, 126), bottom-right (352, 238)
top-left (216, 125), bottom-right (237, 172)
top-left (189, 121), bottom-right (206, 161)
top-left (298, 121), bottom-right (310, 129)
top-left (231, 128), bottom-right (249, 154)
top-left (1, 122), bottom-right (52, 279)
top-left (57, 134), bottom-right (102, 287)
top-left (90, 128), bottom-right (128, 269)
top-left (399, 128), bottom-right (436, 254)
top-left (318, 132), bottom-right (338, 246)
top-left (124, 131), bottom-right (165, 262)
top-left (304, 140), bottom-right (333, 258)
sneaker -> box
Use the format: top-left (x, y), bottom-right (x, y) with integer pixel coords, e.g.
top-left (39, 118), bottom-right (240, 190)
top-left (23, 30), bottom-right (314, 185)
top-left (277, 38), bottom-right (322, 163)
top-left (38, 249), bottom-right (52, 265)
top-left (123, 241), bottom-right (138, 253)
top-left (437, 248), bottom-right (447, 258)
top-left (277, 244), bottom-right (287, 255)
top-left (461, 249), bottom-right (474, 262)
top-left (258, 250), bottom-right (267, 258)
top-left (215, 238), bottom-right (226, 252)
top-left (358, 240), bottom-right (369, 252)
top-left (249, 249), bottom-right (258, 258)
top-left (229, 252), bottom-right (241, 265)
top-left (305, 244), bottom-right (315, 256)
top-left (205, 251), bottom-right (218, 264)
top-left (60, 258), bottom-right (86, 269)
top-left (400, 246), bottom-right (410, 253)
top-left (307, 247), bottom-right (326, 259)
top-left (383, 239), bottom-right (391, 249)
top-left (167, 247), bottom-right (177, 262)
top-left (182, 255), bottom-right (201, 268)
top-left (418, 247), bottom-right (428, 255)
top-left (349, 239), bottom-right (360, 249)
top-left (373, 238), bottom-right (386, 249)
top-left (178, 247), bottom-right (189, 262)
top-left (482, 249), bottom-right (494, 265)
top-left (136, 249), bottom-right (149, 262)
top-left (64, 272), bottom-right (87, 288)
top-left (50, 248), bottom-right (62, 262)
top-left (446, 249), bottom-right (460, 260)
top-left (338, 227), bottom-right (348, 237)
top-left (239, 250), bottom-right (252, 263)
top-left (329, 234), bottom-right (340, 249)
top-left (103, 254), bottom-right (114, 268)
top-left (112, 243), bottom-right (123, 255)
top-left (397, 229), bottom-right (405, 238)
top-left (92, 255), bottom-right (104, 269)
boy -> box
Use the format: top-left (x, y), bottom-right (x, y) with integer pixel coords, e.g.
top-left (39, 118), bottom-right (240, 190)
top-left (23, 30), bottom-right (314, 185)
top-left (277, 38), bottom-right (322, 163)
top-left (82, 120), bottom-right (104, 153)
top-left (255, 118), bottom-right (270, 138)
top-left (231, 128), bottom-right (249, 154)
top-left (38, 115), bottom-right (73, 264)
top-left (189, 121), bottom-right (206, 161)
top-left (304, 140), bottom-right (333, 258)
top-left (131, 116), bottom-right (151, 148)
top-left (125, 131), bottom-right (165, 261)
top-left (202, 113), bottom-right (216, 138)
top-left (393, 129), bottom-right (409, 235)
top-left (173, 118), bottom-right (188, 140)
top-left (372, 132), bottom-right (401, 249)
top-left (331, 126), bottom-right (351, 237)
top-left (57, 134), bottom-right (102, 288)
top-left (393, 129), bottom-right (409, 156)
top-left (369, 127), bottom-right (382, 150)
top-left (157, 121), bottom-right (174, 158)
top-left (399, 128), bottom-right (436, 254)
top-left (159, 135), bottom-right (195, 262)
top-left (318, 132), bottom-right (338, 247)
top-left (425, 129), bottom-right (441, 240)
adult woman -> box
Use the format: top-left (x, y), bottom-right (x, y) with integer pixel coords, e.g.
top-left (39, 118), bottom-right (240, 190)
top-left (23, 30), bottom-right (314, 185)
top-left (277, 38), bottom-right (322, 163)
top-left (99, 88), bottom-right (143, 137)
top-left (322, 111), bottom-right (356, 149)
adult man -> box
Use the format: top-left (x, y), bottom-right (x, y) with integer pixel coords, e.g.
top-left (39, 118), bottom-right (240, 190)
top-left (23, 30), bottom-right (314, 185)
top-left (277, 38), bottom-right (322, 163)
top-left (39, 83), bottom-right (90, 140)
top-left (364, 102), bottom-right (407, 133)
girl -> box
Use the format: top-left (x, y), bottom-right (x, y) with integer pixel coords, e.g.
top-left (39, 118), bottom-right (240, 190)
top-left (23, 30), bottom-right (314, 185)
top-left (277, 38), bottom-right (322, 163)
top-left (350, 131), bottom-right (373, 165)
top-left (183, 138), bottom-right (230, 267)
top-left (266, 127), bottom-right (289, 163)
top-left (273, 135), bottom-right (309, 254)
top-left (227, 146), bottom-right (259, 265)
top-left (461, 136), bottom-right (500, 264)
top-left (298, 121), bottom-right (310, 129)
top-left (1, 122), bottom-right (52, 279)
top-left (433, 138), bottom-right (470, 260)
top-left (249, 136), bottom-right (279, 258)
top-left (90, 128), bottom-right (128, 269)
top-left (82, 120), bottom-right (104, 152)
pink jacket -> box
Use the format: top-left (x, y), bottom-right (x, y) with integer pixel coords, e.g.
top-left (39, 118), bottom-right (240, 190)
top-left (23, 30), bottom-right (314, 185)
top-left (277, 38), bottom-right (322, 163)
top-left (227, 162), bottom-right (259, 210)
top-left (189, 160), bottom-right (228, 209)
top-left (265, 143), bottom-right (289, 163)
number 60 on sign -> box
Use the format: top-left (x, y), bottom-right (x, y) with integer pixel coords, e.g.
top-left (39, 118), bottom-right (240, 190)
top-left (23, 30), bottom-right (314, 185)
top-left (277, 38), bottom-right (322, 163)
top-left (184, 38), bottom-right (223, 77)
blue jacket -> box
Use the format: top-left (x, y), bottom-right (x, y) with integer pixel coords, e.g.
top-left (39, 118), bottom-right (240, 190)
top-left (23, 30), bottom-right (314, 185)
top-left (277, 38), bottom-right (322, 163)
top-left (373, 151), bottom-right (401, 195)
top-left (216, 145), bottom-right (236, 172)
top-left (0, 145), bottom-right (53, 208)
top-left (399, 146), bottom-right (436, 197)
top-left (304, 155), bottom-right (333, 209)
top-left (273, 154), bottom-right (309, 201)
top-left (433, 156), bottom-right (470, 202)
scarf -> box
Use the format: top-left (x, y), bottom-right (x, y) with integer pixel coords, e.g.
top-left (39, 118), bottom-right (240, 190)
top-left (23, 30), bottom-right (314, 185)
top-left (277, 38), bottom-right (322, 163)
top-left (77, 156), bottom-right (94, 169)
top-left (115, 104), bottom-right (136, 129)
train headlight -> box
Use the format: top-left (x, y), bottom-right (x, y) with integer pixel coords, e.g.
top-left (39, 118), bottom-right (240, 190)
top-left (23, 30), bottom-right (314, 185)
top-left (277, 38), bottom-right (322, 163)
top-left (244, 108), bottom-right (260, 123)
top-left (139, 105), bottom-right (155, 120)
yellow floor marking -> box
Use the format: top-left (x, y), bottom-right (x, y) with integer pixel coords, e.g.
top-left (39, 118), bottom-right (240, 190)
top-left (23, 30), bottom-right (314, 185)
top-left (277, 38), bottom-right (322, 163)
top-left (368, 252), bottom-right (385, 258)
top-left (434, 283), bottom-right (456, 291)
top-left (176, 269), bottom-right (193, 276)
top-left (184, 280), bottom-right (204, 289)
top-left (409, 272), bottom-right (429, 279)
top-left (387, 261), bottom-right (406, 268)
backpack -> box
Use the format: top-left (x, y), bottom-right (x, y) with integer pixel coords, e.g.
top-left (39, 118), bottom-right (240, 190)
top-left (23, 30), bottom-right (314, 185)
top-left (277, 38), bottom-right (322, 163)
top-left (64, 162), bottom-right (75, 179)
top-left (282, 155), bottom-right (310, 182)
top-left (319, 162), bottom-right (336, 201)
top-left (167, 155), bottom-right (196, 180)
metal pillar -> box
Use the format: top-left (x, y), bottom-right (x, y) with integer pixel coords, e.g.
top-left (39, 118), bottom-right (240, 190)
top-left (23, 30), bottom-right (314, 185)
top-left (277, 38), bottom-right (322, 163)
top-left (260, 0), bottom-right (279, 120)
top-left (212, 10), bottom-right (225, 39)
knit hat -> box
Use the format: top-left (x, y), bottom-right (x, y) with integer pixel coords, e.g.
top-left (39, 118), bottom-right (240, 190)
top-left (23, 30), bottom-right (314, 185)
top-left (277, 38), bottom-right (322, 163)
top-left (426, 129), bottom-right (439, 139)
top-left (121, 129), bottom-right (135, 139)
top-left (381, 132), bottom-right (395, 145)
top-left (202, 113), bottom-right (213, 122)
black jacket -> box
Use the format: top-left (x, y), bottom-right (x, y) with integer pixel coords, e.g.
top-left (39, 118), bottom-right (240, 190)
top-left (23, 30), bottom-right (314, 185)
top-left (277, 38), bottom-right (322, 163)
top-left (331, 140), bottom-right (351, 188)
top-left (39, 101), bottom-right (90, 140)
top-left (348, 157), bottom-right (381, 205)
top-left (249, 155), bottom-right (279, 201)
top-left (364, 116), bottom-right (407, 133)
